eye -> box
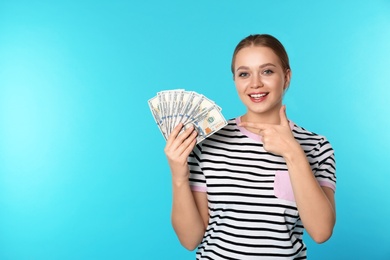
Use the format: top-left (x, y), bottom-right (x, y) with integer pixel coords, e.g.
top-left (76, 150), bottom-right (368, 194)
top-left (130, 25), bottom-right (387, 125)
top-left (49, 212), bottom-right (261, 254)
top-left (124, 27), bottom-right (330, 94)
top-left (238, 72), bottom-right (249, 78)
top-left (263, 69), bottom-right (274, 75)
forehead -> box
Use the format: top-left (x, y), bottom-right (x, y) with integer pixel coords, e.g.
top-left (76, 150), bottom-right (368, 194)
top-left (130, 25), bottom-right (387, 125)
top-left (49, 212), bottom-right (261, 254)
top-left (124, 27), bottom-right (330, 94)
top-left (235, 46), bottom-right (282, 66)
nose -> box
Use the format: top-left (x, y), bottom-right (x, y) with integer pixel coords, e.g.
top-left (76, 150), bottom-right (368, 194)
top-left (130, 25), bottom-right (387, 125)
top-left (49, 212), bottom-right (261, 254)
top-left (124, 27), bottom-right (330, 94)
top-left (250, 74), bottom-right (263, 88)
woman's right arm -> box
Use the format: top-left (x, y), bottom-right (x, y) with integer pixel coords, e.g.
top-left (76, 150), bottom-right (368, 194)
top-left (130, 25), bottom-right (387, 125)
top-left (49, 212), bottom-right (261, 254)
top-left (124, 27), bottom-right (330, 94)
top-left (164, 123), bottom-right (209, 250)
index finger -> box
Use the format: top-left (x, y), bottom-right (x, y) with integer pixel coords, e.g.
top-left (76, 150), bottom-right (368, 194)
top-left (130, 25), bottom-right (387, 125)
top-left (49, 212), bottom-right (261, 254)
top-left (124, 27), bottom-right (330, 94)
top-left (279, 105), bottom-right (289, 126)
top-left (166, 123), bottom-right (184, 145)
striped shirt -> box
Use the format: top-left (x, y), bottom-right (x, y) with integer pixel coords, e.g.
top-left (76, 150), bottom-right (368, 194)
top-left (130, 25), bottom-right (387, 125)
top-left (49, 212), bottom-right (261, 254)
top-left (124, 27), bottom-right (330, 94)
top-left (188, 117), bottom-right (336, 259)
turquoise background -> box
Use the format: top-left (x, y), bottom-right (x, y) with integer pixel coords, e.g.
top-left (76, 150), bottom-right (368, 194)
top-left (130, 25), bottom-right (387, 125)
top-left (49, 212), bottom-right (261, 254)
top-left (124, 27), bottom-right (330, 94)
top-left (1, 0), bottom-right (389, 259)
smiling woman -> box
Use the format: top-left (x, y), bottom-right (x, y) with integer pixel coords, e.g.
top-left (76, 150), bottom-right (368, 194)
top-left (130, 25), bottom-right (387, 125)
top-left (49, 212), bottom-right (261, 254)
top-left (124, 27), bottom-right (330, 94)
top-left (234, 46), bottom-right (290, 124)
top-left (165, 34), bottom-right (336, 259)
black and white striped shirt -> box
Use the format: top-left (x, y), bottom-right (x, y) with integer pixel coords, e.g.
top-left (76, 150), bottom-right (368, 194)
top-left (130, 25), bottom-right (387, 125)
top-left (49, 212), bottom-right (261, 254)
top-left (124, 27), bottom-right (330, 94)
top-left (188, 117), bottom-right (336, 259)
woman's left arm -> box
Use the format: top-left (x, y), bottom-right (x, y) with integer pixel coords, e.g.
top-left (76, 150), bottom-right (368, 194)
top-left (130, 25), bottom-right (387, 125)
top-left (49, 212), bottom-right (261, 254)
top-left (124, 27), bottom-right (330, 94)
top-left (239, 105), bottom-right (336, 243)
top-left (283, 145), bottom-right (335, 243)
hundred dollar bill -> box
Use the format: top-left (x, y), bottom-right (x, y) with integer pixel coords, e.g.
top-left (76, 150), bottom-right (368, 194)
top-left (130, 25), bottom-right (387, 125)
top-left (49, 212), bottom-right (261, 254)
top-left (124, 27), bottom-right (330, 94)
top-left (181, 93), bottom-right (209, 125)
top-left (178, 91), bottom-right (200, 125)
top-left (166, 90), bottom-right (174, 133)
top-left (167, 89), bottom-right (184, 133)
top-left (148, 95), bottom-right (168, 140)
top-left (170, 89), bottom-right (184, 133)
top-left (171, 89), bottom-right (185, 132)
top-left (159, 89), bottom-right (184, 133)
top-left (184, 105), bottom-right (228, 144)
top-left (148, 89), bottom-right (227, 143)
top-left (157, 91), bottom-right (170, 136)
top-left (188, 94), bottom-right (216, 122)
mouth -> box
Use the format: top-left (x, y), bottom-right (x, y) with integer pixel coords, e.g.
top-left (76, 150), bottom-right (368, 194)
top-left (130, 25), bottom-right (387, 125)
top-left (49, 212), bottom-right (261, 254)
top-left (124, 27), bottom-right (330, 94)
top-left (248, 92), bottom-right (268, 102)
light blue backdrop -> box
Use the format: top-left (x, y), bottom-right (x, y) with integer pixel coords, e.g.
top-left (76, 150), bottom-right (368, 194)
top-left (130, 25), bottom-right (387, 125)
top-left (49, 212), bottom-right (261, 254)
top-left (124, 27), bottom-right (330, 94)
top-left (0, 1), bottom-right (389, 259)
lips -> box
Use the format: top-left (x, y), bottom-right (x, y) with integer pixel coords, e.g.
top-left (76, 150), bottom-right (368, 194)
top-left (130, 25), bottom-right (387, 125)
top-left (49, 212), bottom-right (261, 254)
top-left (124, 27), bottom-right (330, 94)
top-left (248, 92), bottom-right (268, 102)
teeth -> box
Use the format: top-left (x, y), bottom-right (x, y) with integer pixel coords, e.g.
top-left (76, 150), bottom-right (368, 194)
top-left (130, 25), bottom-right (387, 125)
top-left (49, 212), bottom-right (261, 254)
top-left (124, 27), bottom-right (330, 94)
top-left (250, 93), bottom-right (266, 98)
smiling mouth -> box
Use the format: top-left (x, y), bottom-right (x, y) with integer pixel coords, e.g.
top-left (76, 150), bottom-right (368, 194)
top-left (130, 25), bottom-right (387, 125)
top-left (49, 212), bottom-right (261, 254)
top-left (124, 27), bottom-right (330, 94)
top-left (249, 93), bottom-right (267, 98)
top-left (249, 93), bottom-right (269, 100)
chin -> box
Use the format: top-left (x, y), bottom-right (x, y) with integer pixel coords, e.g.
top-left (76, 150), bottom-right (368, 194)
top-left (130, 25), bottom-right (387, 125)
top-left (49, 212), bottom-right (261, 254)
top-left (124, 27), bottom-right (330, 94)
top-left (247, 104), bottom-right (280, 116)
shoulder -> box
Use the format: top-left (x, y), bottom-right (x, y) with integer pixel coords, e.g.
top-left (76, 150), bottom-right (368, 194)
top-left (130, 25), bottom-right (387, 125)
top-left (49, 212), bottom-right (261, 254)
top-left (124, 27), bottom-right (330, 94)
top-left (291, 121), bottom-right (334, 154)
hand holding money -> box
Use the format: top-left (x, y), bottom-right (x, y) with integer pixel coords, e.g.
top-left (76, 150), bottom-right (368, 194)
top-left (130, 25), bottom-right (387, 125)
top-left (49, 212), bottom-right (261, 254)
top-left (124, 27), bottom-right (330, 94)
top-left (148, 89), bottom-right (228, 144)
top-left (164, 122), bottom-right (198, 182)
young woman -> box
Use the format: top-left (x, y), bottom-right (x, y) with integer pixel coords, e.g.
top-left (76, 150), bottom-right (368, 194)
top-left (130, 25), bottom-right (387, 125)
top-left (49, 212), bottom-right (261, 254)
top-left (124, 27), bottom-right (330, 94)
top-left (164, 34), bottom-right (336, 259)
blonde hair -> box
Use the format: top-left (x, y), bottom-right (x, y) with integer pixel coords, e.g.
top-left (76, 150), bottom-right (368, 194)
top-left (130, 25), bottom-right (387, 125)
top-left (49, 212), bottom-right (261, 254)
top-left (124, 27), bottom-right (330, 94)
top-left (231, 34), bottom-right (290, 75)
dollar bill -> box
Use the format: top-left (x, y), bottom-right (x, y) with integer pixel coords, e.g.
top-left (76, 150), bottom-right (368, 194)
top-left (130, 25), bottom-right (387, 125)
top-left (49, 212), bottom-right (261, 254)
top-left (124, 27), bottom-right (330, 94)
top-left (170, 89), bottom-right (183, 133)
top-left (184, 105), bottom-right (228, 144)
top-left (148, 95), bottom-right (168, 140)
top-left (188, 94), bottom-right (217, 122)
top-left (148, 89), bottom-right (227, 143)
top-left (171, 90), bottom-right (185, 132)
top-left (179, 91), bottom-right (202, 125)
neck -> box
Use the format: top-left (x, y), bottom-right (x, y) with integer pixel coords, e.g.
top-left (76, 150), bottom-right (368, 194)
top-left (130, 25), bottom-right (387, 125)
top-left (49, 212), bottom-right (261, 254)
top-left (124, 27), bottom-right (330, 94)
top-left (241, 107), bottom-right (281, 125)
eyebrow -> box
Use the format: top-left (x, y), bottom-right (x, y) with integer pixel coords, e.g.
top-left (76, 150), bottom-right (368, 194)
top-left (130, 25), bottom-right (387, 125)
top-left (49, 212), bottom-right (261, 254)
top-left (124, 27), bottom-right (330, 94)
top-left (235, 63), bottom-right (277, 72)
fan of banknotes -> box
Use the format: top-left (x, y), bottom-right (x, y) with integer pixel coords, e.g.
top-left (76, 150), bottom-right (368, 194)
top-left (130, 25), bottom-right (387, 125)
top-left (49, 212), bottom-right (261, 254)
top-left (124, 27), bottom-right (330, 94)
top-left (148, 89), bottom-right (228, 144)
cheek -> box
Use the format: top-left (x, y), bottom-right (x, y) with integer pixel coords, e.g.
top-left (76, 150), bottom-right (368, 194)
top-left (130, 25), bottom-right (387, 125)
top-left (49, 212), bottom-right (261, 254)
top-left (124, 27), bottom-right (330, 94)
top-left (262, 76), bottom-right (278, 84)
top-left (234, 80), bottom-right (247, 92)
top-left (234, 83), bottom-right (248, 100)
top-left (265, 77), bottom-right (284, 90)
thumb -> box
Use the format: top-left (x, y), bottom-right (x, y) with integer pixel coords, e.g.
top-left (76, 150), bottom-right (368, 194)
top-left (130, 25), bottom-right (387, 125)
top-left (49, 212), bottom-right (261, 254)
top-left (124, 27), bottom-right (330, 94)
top-left (279, 105), bottom-right (289, 126)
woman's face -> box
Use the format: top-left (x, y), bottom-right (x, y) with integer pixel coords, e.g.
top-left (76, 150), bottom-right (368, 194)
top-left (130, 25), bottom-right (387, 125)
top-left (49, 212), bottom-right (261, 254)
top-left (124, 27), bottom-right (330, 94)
top-left (233, 46), bottom-right (291, 119)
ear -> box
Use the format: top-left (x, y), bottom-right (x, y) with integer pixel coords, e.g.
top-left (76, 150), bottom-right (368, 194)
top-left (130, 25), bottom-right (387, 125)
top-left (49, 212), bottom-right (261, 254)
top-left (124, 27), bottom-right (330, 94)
top-left (284, 69), bottom-right (292, 91)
